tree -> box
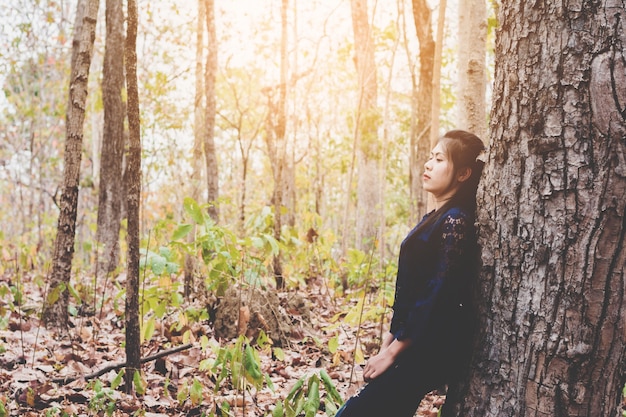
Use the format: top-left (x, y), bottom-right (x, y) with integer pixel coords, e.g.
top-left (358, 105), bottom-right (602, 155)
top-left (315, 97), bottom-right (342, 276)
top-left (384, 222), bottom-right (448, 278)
top-left (204, 0), bottom-right (219, 223)
top-left (429, 0), bottom-right (446, 151)
top-left (350, 0), bottom-right (381, 252)
top-left (264, 0), bottom-right (291, 289)
top-left (409, 0), bottom-right (434, 222)
top-left (456, 0), bottom-right (487, 139)
top-left (449, 2), bottom-right (626, 416)
top-left (43, 0), bottom-right (100, 329)
top-left (184, 0), bottom-right (207, 297)
top-left (124, 0), bottom-right (141, 394)
top-left (96, 0), bottom-right (125, 277)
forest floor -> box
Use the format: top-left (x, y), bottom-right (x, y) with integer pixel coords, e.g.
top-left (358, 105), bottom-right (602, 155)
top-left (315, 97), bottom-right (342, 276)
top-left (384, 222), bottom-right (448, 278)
top-left (0, 272), bottom-right (444, 416)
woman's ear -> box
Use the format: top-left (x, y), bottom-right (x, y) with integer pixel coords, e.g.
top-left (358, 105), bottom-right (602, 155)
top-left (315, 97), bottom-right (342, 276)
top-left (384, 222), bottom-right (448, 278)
top-left (457, 167), bottom-right (472, 182)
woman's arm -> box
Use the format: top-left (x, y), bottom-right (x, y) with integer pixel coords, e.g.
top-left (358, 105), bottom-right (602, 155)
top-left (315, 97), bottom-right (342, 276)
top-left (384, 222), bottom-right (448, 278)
top-left (380, 331), bottom-right (394, 350)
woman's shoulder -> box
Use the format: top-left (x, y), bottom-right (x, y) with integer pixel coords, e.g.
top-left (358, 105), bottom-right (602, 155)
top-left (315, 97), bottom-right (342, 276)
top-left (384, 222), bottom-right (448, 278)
top-left (438, 206), bottom-right (473, 225)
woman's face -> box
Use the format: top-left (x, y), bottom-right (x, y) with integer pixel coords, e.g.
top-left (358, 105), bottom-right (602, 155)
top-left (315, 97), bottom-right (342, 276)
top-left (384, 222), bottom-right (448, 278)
top-left (423, 142), bottom-right (459, 203)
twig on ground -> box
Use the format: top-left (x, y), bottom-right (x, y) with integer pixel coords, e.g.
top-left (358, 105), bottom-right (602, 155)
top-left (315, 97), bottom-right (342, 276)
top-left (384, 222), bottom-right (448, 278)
top-left (52, 343), bottom-right (193, 385)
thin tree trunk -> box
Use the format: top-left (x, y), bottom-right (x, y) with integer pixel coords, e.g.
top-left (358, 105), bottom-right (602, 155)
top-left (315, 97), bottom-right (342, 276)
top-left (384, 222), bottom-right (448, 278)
top-left (451, 2), bottom-right (626, 416)
top-left (350, 0), bottom-right (381, 252)
top-left (269, 0), bottom-right (289, 289)
top-left (204, 0), bottom-right (219, 223)
top-left (184, 0), bottom-right (206, 298)
top-left (410, 0), bottom-right (435, 222)
top-left (96, 0), bottom-right (125, 277)
top-left (380, 4), bottom-right (402, 262)
top-left (429, 0), bottom-right (446, 149)
top-left (43, 0), bottom-right (100, 329)
top-left (124, 0), bottom-right (141, 394)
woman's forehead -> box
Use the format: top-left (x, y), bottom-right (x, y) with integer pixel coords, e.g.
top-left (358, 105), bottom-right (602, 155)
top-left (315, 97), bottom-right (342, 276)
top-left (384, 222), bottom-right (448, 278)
top-left (431, 142), bottom-right (447, 155)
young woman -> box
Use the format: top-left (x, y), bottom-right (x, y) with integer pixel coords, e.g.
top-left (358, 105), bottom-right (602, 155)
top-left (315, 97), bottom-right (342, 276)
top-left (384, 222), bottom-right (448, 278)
top-left (335, 129), bottom-right (486, 417)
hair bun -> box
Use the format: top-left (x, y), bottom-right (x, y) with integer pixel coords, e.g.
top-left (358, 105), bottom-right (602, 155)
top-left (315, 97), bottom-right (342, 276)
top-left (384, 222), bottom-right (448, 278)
top-left (475, 149), bottom-right (487, 164)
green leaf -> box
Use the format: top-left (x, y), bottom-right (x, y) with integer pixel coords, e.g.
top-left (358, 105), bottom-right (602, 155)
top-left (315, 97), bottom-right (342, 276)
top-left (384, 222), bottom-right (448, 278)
top-left (328, 335), bottom-right (339, 354)
top-left (286, 376), bottom-right (305, 401)
top-left (143, 317), bottom-right (156, 343)
top-left (47, 283), bottom-right (66, 305)
top-left (184, 197), bottom-right (205, 225)
top-left (190, 379), bottom-right (203, 405)
top-left (177, 381), bottom-right (189, 403)
top-left (273, 347), bottom-right (285, 361)
top-left (150, 255), bottom-right (166, 275)
top-left (262, 233), bottom-right (280, 255)
top-left (111, 369), bottom-right (124, 390)
top-left (272, 400), bottom-right (284, 417)
top-left (324, 399), bottom-right (338, 416)
top-left (133, 370), bottom-right (145, 395)
top-left (320, 369), bottom-right (343, 405)
top-left (243, 344), bottom-right (263, 387)
top-left (165, 261), bottom-right (179, 275)
top-left (0, 399), bottom-right (7, 417)
top-left (265, 373), bottom-right (275, 391)
top-left (304, 375), bottom-right (320, 417)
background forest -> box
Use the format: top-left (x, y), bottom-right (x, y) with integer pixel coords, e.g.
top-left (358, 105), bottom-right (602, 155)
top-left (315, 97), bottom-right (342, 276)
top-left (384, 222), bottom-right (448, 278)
top-left (0, 0), bottom-right (496, 415)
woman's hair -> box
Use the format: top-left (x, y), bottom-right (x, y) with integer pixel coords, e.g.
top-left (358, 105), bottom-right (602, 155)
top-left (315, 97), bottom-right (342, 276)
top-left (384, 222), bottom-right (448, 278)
top-left (438, 129), bottom-right (486, 211)
top-left (416, 129), bottom-right (486, 232)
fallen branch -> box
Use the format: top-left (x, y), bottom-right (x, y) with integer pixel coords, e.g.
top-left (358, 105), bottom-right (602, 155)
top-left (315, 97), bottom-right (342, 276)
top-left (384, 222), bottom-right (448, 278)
top-left (52, 343), bottom-right (193, 385)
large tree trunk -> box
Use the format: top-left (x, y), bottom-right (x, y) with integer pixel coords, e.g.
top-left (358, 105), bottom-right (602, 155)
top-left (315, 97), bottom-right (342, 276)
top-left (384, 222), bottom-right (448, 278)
top-left (204, 0), bottom-right (219, 223)
top-left (96, 0), bottom-right (125, 277)
top-left (350, 0), bottom-right (381, 252)
top-left (124, 0), bottom-right (141, 394)
top-left (456, 0), bottom-right (487, 140)
top-left (409, 0), bottom-right (434, 222)
top-left (43, 0), bottom-right (99, 329)
top-left (451, 2), bottom-right (626, 416)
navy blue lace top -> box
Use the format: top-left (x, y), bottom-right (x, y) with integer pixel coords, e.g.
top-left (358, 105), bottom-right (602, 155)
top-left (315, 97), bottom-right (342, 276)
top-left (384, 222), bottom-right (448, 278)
top-left (389, 206), bottom-right (477, 380)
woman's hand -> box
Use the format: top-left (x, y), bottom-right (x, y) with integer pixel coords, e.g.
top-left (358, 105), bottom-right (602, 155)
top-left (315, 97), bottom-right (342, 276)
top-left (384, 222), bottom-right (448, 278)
top-left (362, 335), bottom-right (411, 382)
top-left (363, 350), bottom-right (395, 382)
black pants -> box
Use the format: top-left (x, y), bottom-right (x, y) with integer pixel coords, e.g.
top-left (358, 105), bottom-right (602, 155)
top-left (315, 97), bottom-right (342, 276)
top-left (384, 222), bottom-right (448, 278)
top-left (334, 360), bottom-right (443, 417)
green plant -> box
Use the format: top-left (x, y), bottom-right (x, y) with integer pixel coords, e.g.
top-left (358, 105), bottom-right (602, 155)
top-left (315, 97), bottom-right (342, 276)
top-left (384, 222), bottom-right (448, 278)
top-left (171, 198), bottom-right (283, 295)
top-left (88, 379), bottom-right (117, 416)
top-left (271, 370), bottom-right (343, 417)
top-left (43, 406), bottom-right (70, 417)
top-left (176, 378), bottom-right (204, 406)
top-left (209, 335), bottom-right (269, 393)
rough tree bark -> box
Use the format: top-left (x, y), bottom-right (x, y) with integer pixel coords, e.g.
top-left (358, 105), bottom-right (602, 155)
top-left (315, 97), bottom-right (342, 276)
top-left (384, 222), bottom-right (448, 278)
top-left (350, 0), bottom-right (381, 252)
top-left (124, 0), bottom-right (141, 394)
top-left (409, 0), bottom-right (434, 222)
top-left (43, 0), bottom-right (99, 329)
top-left (204, 0), bottom-right (219, 223)
top-left (456, 0), bottom-right (487, 140)
top-left (96, 0), bottom-right (125, 277)
top-left (448, 2), bottom-right (626, 416)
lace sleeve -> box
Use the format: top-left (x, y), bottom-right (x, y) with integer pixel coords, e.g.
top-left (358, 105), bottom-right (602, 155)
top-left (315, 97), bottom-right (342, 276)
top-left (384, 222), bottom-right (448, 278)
top-left (394, 212), bottom-right (471, 343)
